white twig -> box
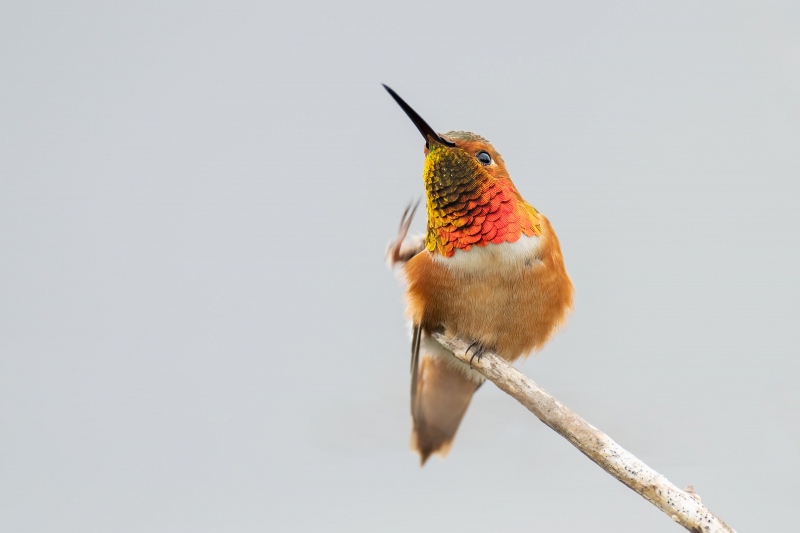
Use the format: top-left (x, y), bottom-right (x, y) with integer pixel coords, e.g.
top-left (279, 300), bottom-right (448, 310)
top-left (432, 332), bottom-right (735, 533)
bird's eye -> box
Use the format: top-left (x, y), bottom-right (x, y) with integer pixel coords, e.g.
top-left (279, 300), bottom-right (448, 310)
top-left (476, 151), bottom-right (492, 165)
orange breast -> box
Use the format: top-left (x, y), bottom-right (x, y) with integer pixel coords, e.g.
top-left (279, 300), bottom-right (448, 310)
top-left (404, 215), bottom-right (573, 361)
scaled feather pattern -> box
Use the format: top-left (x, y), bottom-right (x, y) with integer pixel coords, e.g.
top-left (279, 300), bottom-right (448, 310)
top-left (424, 131), bottom-right (541, 257)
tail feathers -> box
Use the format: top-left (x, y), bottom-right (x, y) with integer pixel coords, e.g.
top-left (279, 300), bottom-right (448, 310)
top-left (411, 352), bottom-right (480, 465)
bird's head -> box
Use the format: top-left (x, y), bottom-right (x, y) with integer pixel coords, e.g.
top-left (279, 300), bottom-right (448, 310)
top-left (384, 85), bottom-right (540, 257)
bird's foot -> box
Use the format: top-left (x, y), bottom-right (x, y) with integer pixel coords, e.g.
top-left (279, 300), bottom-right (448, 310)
top-left (465, 341), bottom-right (486, 368)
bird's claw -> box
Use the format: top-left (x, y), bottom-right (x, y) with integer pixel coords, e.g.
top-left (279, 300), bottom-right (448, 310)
top-left (466, 341), bottom-right (486, 367)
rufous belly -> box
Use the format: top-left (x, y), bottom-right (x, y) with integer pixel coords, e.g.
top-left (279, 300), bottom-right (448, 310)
top-left (404, 215), bottom-right (573, 361)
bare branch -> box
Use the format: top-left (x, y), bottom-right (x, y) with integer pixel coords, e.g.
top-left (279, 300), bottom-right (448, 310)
top-left (432, 332), bottom-right (736, 533)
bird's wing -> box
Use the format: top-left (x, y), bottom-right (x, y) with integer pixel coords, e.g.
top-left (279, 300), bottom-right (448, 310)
top-left (410, 322), bottom-right (422, 411)
top-left (387, 201), bottom-right (424, 268)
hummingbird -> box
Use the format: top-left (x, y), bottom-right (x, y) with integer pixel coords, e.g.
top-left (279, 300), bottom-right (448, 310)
top-left (384, 85), bottom-right (574, 465)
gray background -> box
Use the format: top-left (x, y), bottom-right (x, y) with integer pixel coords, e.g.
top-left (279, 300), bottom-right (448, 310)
top-left (2, 1), bottom-right (798, 531)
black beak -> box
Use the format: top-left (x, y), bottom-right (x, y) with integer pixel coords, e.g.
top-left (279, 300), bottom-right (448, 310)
top-left (383, 84), bottom-right (456, 148)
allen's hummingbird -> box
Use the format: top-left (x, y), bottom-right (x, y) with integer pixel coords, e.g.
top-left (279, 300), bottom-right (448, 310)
top-left (384, 85), bottom-right (574, 465)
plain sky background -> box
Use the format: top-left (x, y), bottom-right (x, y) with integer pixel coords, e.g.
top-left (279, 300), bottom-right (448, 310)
top-left (2, 1), bottom-right (799, 531)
